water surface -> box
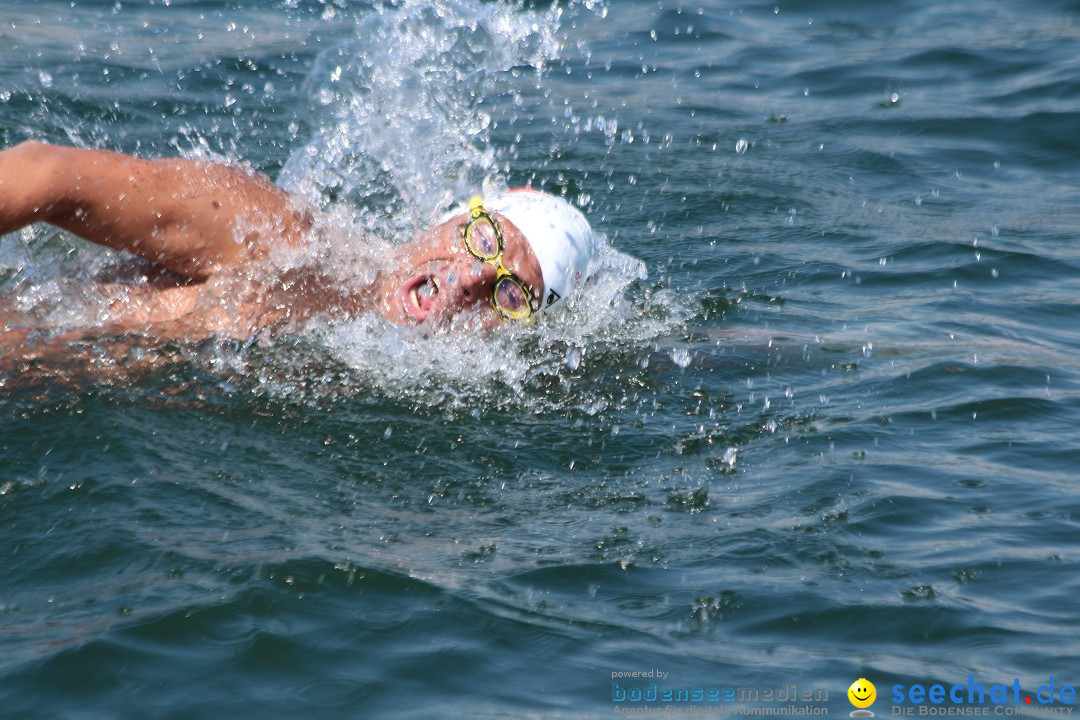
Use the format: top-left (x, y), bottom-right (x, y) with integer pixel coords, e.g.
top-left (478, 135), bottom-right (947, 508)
top-left (3, 0), bottom-right (1080, 717)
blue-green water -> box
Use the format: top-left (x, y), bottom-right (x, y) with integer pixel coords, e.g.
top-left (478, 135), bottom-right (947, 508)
top-left (4, 0), bottom-right (1080, 718)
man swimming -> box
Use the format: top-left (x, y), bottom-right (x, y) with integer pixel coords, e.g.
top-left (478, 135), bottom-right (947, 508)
top-left (0, 141), bottom-right (597, 342)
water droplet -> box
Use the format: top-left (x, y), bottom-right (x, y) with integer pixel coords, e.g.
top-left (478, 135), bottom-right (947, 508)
top-left (565, 347), bottom-right (582, 370)
top-left (722, 447), bottom-right (737, 468)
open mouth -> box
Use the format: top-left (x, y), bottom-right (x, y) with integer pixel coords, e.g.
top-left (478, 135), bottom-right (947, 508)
top-left (400, 274), bottom-right (441, 321)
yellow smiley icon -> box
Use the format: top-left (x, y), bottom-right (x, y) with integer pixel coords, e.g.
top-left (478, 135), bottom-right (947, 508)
top-left (848, 678), bottom-right (877, 709)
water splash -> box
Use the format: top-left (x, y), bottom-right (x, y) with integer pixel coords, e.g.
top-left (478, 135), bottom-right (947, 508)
top-left (277, 0), bottom-right (564, 233)
top-left (266, 0), bottom-right (671, 410)
top-left (312, 240), bottom-right (657, 414)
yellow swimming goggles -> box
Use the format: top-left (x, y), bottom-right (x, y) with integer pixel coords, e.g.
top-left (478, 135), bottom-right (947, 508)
top-left (461, 195), bottom-right (539, 322)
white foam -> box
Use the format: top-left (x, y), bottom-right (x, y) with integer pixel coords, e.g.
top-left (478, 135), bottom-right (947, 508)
top-left (276, 0), bottom-right (563, 230)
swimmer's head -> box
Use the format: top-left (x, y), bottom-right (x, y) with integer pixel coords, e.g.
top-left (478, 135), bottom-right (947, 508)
top-left (375, 188), bottom-right (598, 328)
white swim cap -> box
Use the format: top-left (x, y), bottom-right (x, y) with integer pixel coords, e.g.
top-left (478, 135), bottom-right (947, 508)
top-left (485, 188), bottom-right (597, 312)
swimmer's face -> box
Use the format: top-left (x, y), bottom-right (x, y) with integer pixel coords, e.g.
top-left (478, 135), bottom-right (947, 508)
top-left (847, 679), bottom-right (876, 709)
top-left (375, 209), bottom-right (543, 329)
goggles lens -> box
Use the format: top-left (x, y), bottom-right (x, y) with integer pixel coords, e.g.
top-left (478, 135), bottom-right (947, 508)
top-left (493, 276), bottom-right (533, 320)
top-left (464, 217), bottom-right (501, 259)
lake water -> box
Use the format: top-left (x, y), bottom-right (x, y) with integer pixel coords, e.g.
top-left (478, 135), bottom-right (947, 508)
top-left (3, 0), bottom-right (1080, 718)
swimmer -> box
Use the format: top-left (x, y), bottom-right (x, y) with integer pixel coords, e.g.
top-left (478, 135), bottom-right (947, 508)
top-left (0, 141), bottom-right (597, 345)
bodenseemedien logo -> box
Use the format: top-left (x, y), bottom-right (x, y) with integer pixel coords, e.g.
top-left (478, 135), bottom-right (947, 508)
top-left (848, 678), bottom-right (877, 717)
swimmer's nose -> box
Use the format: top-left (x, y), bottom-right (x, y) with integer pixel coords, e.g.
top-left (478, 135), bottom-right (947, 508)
top-left (447, 260), bottom-right (495, 307)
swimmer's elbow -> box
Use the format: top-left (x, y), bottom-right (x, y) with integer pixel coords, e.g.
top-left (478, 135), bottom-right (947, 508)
top-left (0, 141), bottom-right (78, 228)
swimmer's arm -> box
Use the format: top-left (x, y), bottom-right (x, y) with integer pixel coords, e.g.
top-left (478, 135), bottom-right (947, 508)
top-left (0, 141), bottom-right (310, 281)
